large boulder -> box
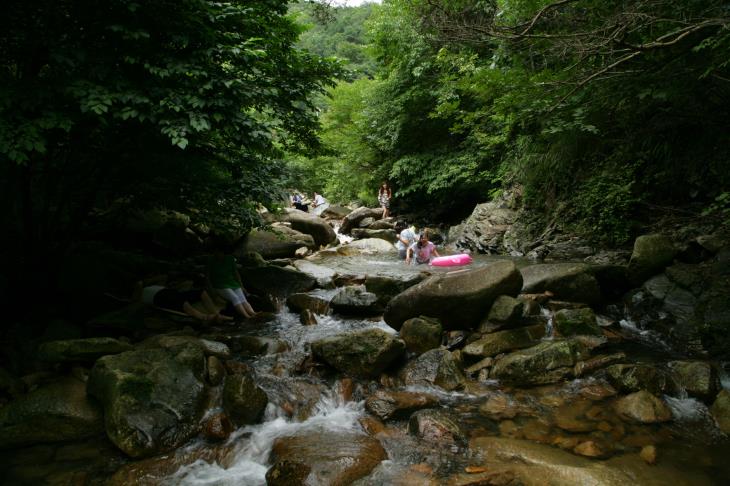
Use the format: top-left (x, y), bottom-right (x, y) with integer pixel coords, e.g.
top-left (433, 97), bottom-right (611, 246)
top-left (520, 263), bottom-right (602, 305)
top-left (266, 431), bottom-right (386, 486)
top-left (338, 238), bottom-right (395, 254)
top-left (278, 208), bottom-right (337, 247)
top-left (330, 285), bottom-right (381, 316)
top-left (241, 226), bottom-right (315, 259)
top-left (603, 364), bottom-right (669, 395)
top-left (292, 260), bottom-right (337, 288)
top-left (87, 344), bottom-right (207, 458)
top-left (38, 337), bottom-right (132, 363)
top-left (0, 377), bottom-right (104, 449)
top-left (311, 329), bottom-right (405, 379)
top-left (384, 261), bottom-right (523, 331)
top-left (666, 360), bottom-right (720, 401)
top-left (286, 292), bottom-right (331, 315)
top-left (628, 234), bottom-right (678, 285)
top-left (365, 273), bottom-right (426, 308)
top-left (340, 207), bottom-right (384, 235)
top-left (399, 348), bottom-right (465, 391)
top-left (490, 340), bottom-right (579, 386)
top-left (450, 201), bottom-right (519, 254)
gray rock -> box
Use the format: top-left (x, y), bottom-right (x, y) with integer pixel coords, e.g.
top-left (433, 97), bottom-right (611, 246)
top-left (351, 228), bottom-right (398, 243)
top-left (364, 273), bottom-right (426, 308)
top-left (279, 208), bottom-right (337, 247)
top-left (400, 316), bottom-right (443, 355)
top-left (286, 293), bottom-right (331, 315)
top-left (241, 226), bottom-right (315, 259)
top-left (450, 201), bottom-right (519, 254)
top-left (384, 261), bottom-right (523, 331)
top-left (667, 360), bottom-right (720, 401)
top-left (553, 307), bottom-right (602, 336)
top-left (487, 295), bottom-right (525, 325)
top-left (490, 340), bottom-right (579, 386)
top-left (463, 324), bottom-right (545, 360)
top-left (711, 389), bottom-right (730, 434)
top-left (628, 234), bottom-right (678, 285)
top-left (520, 263), bottom-right (602, 305)
top-left (340, 207), bottom-right (384, 235)
top-left (330, 285), bottom-right (381, 316)
top-left (0, 377), bottom-right (104, 449)
top-left (87, 344), bottom-right (207, 458)
top-left (399, 348), bottom-right (465, 391)
top-left (311, 329), bottom-right (405, 378)
top-left (408, 409), bottom-right (467, 445)
top-left (603, 364), bottom-right (669, 395)
top-left (241, 265), bottom-right (317, 304)
top-left (292, 260), bottom-right (337, 288)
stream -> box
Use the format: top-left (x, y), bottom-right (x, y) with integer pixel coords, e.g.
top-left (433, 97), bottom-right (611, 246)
top-left (162, 252), bottom-right (730, 485)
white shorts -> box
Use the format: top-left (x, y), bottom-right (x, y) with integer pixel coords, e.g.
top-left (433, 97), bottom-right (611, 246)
top-left (214, 287), bottom-right (247, 306)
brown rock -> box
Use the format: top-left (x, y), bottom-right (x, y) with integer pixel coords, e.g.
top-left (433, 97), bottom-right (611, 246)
top-left (202, 413), bottom-right (233, 441)
top-left (300, 309), bottom-right (318, 326)
top-left (640, 445), bottom-right (657, 465)
top-left (614, 391), bottom-right (673, 424)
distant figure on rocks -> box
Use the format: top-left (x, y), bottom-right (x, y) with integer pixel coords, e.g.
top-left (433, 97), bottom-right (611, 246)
top-left (134, 281), bottom-right (231, 324)
top-left (395, 222), bottom-right (418, 260)
top-left (206, 241), bottom-right (258, 320)
top-left (378, 181), bottom-right (392, 218)
top-left (406, 229), bottom-right (440, 265)
top-left (312, 191), bottom-right (328, 216)
top-left (291, 192), bottom-right (308, 212)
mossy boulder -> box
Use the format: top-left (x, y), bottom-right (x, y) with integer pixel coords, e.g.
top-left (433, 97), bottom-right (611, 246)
top-left (311, 329), bottom-right (405, 379)
top-left (490, 340), bottom-right (579, 386)
top-left (520, 263), bottom-right (602, 306)
top-left (553, 308), bottom-right (602, 336)
top-left (399, 348), bottom-right (465, 391)
top-left (628, 234), bottom-right (678, 285)
top-left (400, 316), bottom-right (443, 355)
top-left (222, 371), bottom-right (269, 426)
top-left (38, 337), bottom-right (132, 363)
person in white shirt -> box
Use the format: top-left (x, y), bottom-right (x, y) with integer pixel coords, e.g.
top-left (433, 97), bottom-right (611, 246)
top-left (312, 192), bottom-right (326, 207)
top-left (395, 222), bottom-right (418, 260)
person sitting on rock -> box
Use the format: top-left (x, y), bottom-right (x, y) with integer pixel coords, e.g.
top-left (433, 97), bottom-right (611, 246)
top-left (291, 192), bottom-right (308, 212)
top-left (406, 229), bottom-right (440, 265)
top-left (134, 280), bottom-right (231, 324)
top-left (396, 222), bottom-right (418, 260)
top-left (206, 240), bottom-right (258, 320)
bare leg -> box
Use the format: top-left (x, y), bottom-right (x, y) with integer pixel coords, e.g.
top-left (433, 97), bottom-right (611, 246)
top-left (182, 301), bottom-right (214, 322)
top-left (233, 303), bottom-right (256, 319)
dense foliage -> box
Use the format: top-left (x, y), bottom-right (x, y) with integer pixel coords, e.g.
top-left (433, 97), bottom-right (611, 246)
top-left (0, 0), bottom-right (340, 263)
top-left (291, 0), bottom-right (730, 242)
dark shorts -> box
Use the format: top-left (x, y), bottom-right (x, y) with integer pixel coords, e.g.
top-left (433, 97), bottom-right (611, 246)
top-left (152, 288), bottom-right (201, 312)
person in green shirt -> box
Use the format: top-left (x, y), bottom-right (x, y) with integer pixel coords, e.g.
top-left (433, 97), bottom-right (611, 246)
top-left (206, 244), bottom-right (257, 319)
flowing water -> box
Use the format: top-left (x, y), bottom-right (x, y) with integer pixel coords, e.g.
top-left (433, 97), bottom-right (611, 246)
top-left (159, 251), bottom-right (730, 485)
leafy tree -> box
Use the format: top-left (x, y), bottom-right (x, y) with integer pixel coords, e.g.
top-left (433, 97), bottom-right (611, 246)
top-left (0, 0), bottom-right (340, 264)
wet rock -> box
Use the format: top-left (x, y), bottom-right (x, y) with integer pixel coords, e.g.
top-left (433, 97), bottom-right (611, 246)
top-left (450, 201), bottom-right (519, 254)
top-left (479, 393), bottom-right (518, 420)
top-left (603, 364), bottom-right (669, 395)
top-left (573, 440), bottom-right (611, 458)
top-left (37, 338), bottom-right (132, 363)
top-left (352, 228), bottom-right (398, 243)
top-left (365, 273), bottom-right (426, 308)
top-left (520, 263), bottom-right (602, 306)
top-left (465, 357), bottom-right (494, 376)
top-left (400, 316), bottom-right (443, 355)
top-left (207, 355), bottom-right (225, 386)
top-left (330, 285), bottom-right (381, 316)
top-left (470, 437), bottom-right (711, 485)
top-left (286, 292), bottom-right (331, 314)
top-left (369, 219), bottom-right (395, 230)
top-left (340, 207), bottom-right (384, 235)
top-left (385, 261), bottom-right (523, 331)
top-left (666, 360), bottom-right (720, 401)
top-left (446, 468), bottom-right (520, 486)
top-left (358, 217), bottom-right (375, 228)
top-left (338, 238), bottom-right (395, 254)
top-left (365, 390), bottom-right (439, 421)
top-left (487, 295), bottom-right (525, 326)
top-left (399, 348), bottom-right (465, 391)
top-left (711, 389), bottom-right (730, 434)
top-left (614, 391), bottom-right (673, 424)
top-left (202, 412), bottom-right (233, 441)
top-left (279, 208), bottom-right (337, 247)
top-left (87, 344), bottom-right (207, 458)
top-left (311, 328), bottom-right (405, 379)
top-left (242, 226), bottom-right (316, 259)
top-left (266, 431), bottom-right (386, 485)
top-left (222, 370), bottom-right (268, 426)
top-left (240, 265), bottom-right (317, 304)
top-left (409, 409), bottom-right (467, 445)
top-left (463, 324), bottom-right (545, 360)
top-left (300, 309), bottom-right (318, 326)
top-left (292, 260), bottom-right (337, 287)
top-left (553, 307), bottom-right (602, 337)
top-left (553, 400), bottom-right (595, 433)
top-left (640, 445), bottom-right (657, 465)
top-left (490, 340), bottom-right (579, 386)
top-left (628, 234), bottom-right (678, 285)
top-left (322, 205), bottom-right (351, 219)
top-left (0, 377), bottom-right (104, 449)
top-left (209, 334), bottom-right (288, 358)
top-left (574, 353), bottom-right (627, 377)
top-left (141, 335), bottom-right (231, 359)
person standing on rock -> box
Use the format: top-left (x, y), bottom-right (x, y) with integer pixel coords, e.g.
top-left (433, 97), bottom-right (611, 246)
top-left (378, 181), bottom-right (392, 218)
top-left (206, 241), bottom-right (258, 320)
top-left (406, 229), bottom-right (440, 265)
top-left (396, 222), bottom-right (418, 260)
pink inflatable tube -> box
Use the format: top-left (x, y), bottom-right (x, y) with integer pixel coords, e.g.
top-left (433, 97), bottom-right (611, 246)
top-left (430, 253), bottom-right (473, 267)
